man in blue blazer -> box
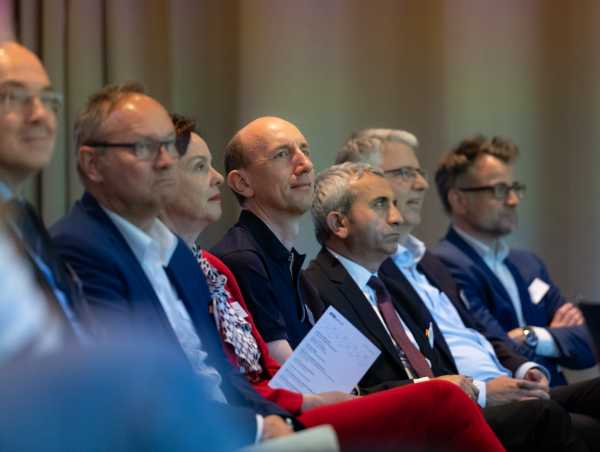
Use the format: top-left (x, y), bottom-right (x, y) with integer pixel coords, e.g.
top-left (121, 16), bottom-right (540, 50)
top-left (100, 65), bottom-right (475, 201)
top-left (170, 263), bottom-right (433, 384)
top-left (432, 135), bottom-right (596, 386)
top-left (50, 83), bottom-right (297, 446)
top-left (333, 129), bottom-right (600, 448)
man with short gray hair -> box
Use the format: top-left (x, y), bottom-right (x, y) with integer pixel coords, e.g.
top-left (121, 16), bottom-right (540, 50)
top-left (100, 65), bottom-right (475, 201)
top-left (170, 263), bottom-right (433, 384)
top-left (328, 128), bottom-right (600, 450)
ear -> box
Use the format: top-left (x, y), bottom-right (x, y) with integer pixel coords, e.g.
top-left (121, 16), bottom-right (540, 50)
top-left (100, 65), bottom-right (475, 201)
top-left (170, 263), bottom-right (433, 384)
top-left (78, 146), bottom-right (104, 183)
top-left (326, 211), bottom-right (349, 240)
top-left (447, 188), bottom-right (467, 215)
top-left (227, 169), bottom-right (254, 199)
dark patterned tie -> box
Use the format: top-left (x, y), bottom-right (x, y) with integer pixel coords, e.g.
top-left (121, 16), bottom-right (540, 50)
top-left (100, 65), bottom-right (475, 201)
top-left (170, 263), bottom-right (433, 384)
top-left (367, 275), bottom-right (433, 378)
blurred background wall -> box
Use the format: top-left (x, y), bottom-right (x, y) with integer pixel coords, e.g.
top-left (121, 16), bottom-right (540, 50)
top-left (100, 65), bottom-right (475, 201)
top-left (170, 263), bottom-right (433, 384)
top-left (5, 0), bottom-right (600, 300)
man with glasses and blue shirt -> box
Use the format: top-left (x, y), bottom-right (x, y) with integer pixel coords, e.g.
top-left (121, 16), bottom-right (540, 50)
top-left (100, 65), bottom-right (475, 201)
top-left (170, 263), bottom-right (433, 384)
top-left (0, 41), bottom-right (89, 354)
top-left (432, 135), bottom-right (597, 386)
top-left (334, 129), bottom-right (600, 450)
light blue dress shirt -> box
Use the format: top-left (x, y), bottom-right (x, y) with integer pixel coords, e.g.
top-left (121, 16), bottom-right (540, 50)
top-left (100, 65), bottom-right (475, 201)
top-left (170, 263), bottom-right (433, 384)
top-left (391, 235), bottom-right (542, 407)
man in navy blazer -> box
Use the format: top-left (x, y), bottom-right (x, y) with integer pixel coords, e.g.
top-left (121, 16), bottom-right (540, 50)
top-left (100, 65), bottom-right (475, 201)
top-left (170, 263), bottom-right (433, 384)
top-left (331, 128), bottom-right (600, 448)
top-left (50, 83), bottom-right (296, 445)
top-left (432, 135), bottom-right (596, 385)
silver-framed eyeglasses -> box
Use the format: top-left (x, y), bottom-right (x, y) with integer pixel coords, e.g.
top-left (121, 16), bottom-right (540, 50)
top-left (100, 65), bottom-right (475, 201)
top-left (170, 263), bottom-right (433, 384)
top-left (84, 137), bottom-right (183, 161)
top-left (384, 166), bottom-right (428, 182)
top-left (0, 86), bottom-right (63, 114)
top-left (458, 182), bottom-right (526, 200)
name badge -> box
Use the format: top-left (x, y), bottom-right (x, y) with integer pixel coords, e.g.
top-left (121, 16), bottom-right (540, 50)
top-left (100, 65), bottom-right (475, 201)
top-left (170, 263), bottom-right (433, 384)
top-left (528, 278), bottom-right (550, 305)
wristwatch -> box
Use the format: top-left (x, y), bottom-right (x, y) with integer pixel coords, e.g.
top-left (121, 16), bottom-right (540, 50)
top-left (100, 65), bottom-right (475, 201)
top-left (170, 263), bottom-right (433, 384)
top-left (521, 326), bottom-right (539, 349)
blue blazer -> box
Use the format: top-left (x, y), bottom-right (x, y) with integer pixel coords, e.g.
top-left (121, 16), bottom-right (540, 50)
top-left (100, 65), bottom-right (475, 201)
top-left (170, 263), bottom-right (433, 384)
top-left (50, 192), bottom-right (294, 443)
top-left (433, 227), bottom-right (595, 384)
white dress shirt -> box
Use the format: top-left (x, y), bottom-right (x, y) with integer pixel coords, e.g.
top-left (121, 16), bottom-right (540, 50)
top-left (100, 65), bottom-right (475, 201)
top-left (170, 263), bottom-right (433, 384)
top-left (104, 209), bottom-right (227, 402)
top-left (453, 226), bottom-right (558, 357)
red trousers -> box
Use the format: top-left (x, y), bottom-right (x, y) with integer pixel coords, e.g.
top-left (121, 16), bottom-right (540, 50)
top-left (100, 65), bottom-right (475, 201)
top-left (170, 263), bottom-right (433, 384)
top-left (298, 380), bottom-right (504, 452)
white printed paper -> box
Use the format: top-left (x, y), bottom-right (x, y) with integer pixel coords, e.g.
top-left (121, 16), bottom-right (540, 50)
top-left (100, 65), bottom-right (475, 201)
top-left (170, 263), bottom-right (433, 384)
top-left (269, 306), bottom-right (381, 394)
top-left (528, 278), bottom-right (550, 305)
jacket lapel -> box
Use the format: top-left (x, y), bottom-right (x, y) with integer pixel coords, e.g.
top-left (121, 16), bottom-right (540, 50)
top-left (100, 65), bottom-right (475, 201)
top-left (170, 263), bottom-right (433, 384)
top-left (380, 257), bottom-right (458, 374)
top-left (316, 250), bottom-right (405, 368)
top-left (446, 227), bottom-right (515, 309)
top-left (81, 192), bottom-right (177, 337)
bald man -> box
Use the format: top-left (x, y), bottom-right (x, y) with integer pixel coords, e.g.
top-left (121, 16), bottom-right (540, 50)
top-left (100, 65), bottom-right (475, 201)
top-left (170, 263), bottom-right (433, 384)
top-left (212, 117), bottom-right (315, 363)
top-left (0, 41), bottom-right (89, 355)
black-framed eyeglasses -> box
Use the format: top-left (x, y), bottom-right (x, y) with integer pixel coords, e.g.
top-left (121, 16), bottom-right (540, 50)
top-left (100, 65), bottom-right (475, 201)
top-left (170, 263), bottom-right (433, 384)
top-left (0, 86), bottom-right (63, 114)
top-left (384, 166), bottom-right (428, 182)
top-left (84, 138), bottom-right (183, 161)
top-left (457, 182), bottom-right (526, 200)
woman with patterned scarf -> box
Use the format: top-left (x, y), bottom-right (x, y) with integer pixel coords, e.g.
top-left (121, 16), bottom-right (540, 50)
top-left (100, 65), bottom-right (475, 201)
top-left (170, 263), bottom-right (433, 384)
top-left (158, 114), bottom-right (504, 452)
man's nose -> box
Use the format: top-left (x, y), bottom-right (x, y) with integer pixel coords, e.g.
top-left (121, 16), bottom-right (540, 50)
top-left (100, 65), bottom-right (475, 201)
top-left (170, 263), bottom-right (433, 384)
top-left (27, 95), bottom-right (53, 122)
top-left (505, 189), bottom-right (520, 206)
top-left (154, 145), bottom-right (177, 169)
top-left (389, 204), bottom-right (404, 225)
top-left (293, 147), bottom-right (314, 174)
top-left (412, 171), bottom-right (429, 191)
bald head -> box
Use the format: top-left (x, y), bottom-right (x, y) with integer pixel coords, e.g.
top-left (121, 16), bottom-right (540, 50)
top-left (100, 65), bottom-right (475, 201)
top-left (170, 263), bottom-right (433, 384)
top-left (224, 116), bottom-right (314, 219)
top-left (0, 41), bottom-right (58, 189)
top-left (0, 41), bottom-right (49, 84)
top-left (225, 116), bottom-right (300, 172)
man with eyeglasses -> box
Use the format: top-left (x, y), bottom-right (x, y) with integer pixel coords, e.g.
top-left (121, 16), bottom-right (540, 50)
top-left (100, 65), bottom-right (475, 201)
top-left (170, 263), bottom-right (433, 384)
top-left (432, 135), bottom-right (596, 386)
top-left (0, 41), bottom-right (90, 355)
top-left (51, 85), bottom-right (302, 444)
top-left (332, 129), bottom-right (600, 450)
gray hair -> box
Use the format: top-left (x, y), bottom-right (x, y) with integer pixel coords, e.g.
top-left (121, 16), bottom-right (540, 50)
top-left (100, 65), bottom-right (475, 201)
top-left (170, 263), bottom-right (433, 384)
top-left (336, 128), bottom-right (419, 165)
top-left (312, 162), bottom-right (384, 245)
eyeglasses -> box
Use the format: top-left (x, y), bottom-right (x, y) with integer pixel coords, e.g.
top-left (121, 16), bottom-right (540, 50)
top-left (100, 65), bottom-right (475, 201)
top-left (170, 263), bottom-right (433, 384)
top-left (85, 138), bottom-right (183, 161)
top-left (0, 86), bottom-right (63, 114)
top-left (457, 182), bottom-right (526, 200)
top-left (384, 166), bottom-right (428, 182)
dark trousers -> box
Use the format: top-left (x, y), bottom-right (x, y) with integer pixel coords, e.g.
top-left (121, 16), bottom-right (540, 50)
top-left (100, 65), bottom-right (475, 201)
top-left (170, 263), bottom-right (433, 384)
top-left (484, 398), bottom-right (587, 452)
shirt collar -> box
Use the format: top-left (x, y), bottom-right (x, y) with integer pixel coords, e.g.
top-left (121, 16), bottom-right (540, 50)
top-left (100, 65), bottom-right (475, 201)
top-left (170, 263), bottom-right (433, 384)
top-left (327, 248), bottom-right (375, 293)
top-left (0, 181), bottom-right (15, 202)
top-left (452, 225), bottom-right (509, 262)
top-left (239, 209), bottom-right (299, 262)
top-left (103, 208), bottom-right (178, 266)
top-left (392, 234), bottom-right (426, 269)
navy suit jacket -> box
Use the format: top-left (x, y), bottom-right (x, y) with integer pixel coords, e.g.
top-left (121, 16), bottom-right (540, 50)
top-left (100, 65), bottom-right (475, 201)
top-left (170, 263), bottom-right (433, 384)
top-left (433, 227), bottom-right (596, 384)
top-left (50, 192), bottom-right (293, 443)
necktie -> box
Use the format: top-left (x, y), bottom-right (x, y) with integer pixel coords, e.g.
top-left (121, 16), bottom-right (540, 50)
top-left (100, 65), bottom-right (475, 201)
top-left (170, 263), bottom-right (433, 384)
top-left (367, 275), bottom-right (433, 378)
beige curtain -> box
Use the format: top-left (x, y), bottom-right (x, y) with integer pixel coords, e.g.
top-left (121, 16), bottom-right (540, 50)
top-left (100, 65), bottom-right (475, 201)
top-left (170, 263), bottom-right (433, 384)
top-left (10, 0), bottom-right (600, 298)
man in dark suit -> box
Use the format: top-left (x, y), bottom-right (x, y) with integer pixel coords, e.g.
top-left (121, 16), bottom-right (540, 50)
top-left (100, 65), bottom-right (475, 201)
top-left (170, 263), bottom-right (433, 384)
top-left (50, 83), bottom-right (297, 445)
top-left (431, 135), bottom-right (596, 385)
top-left (0, 41), bottom-right (88, 354)
top-left (321, 128), bottom-right (600, 449)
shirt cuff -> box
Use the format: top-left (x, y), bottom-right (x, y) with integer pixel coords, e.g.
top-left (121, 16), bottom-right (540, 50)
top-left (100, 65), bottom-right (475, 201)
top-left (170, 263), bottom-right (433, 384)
top-left (514, 361), bottom-right (551, 381)
top-left (474, 379), bottom-right (487, 408)
top-left (413, 377), bottom-right (431, 383)
top-left (532, 326), bottom-right (560, 357)
top-left (255, 414), bottom-right (264, 443)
